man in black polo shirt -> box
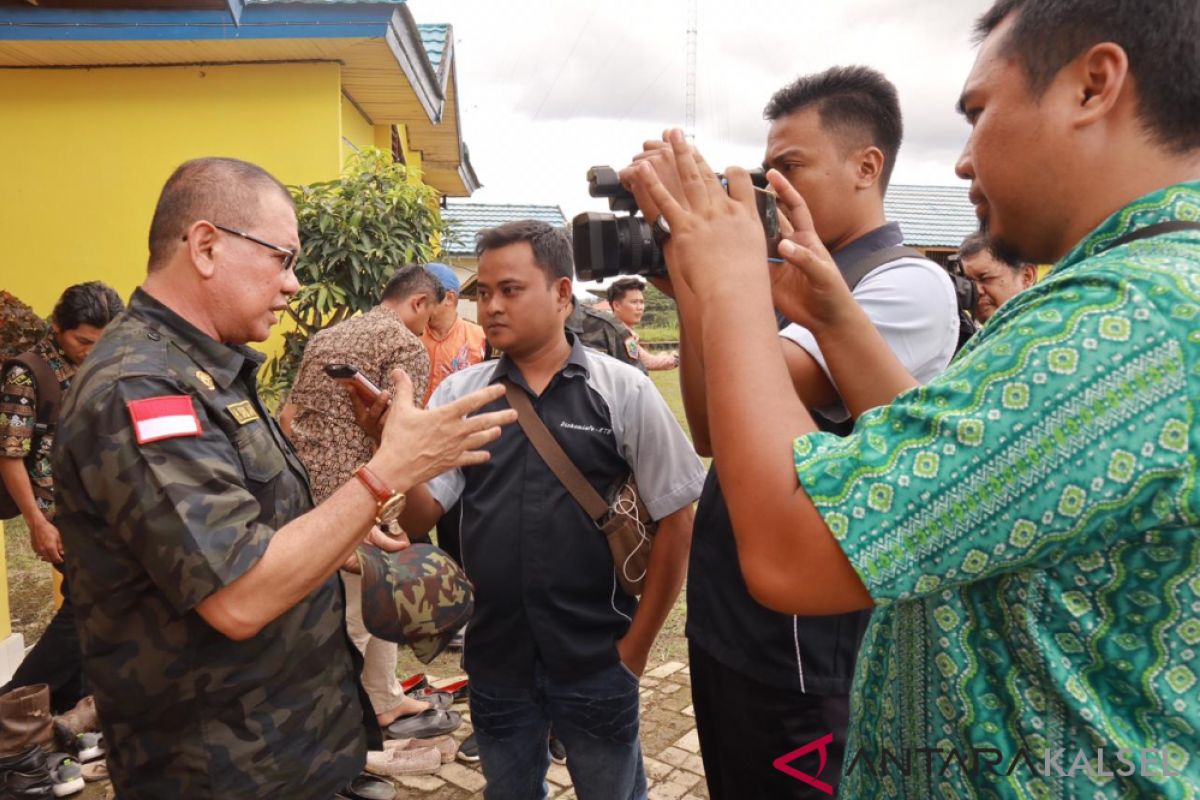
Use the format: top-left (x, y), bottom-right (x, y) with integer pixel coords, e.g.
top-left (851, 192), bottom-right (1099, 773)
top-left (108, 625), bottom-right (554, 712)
top-left (401, 220), bottom-right (704, 800)
top-left (624, 66), bottom-right (959, 798)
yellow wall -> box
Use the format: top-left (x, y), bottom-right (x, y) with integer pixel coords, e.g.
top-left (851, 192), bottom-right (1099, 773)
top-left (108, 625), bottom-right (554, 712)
top-left (0, 62), bottom-right (343, 320)
top-left (340, 93), bottom-right (376, 161)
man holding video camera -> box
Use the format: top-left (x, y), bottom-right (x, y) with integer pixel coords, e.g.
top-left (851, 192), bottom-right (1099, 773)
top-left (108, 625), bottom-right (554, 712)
top-left (625, 0), bottom-right (1200, 795)
top-left (622, 66), bottom-right (959, 798)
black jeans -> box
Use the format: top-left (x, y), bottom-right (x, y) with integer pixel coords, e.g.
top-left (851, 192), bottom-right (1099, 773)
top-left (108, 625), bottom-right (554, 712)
top-left (1, 564), bottom-right (85, 714)
top-left (689, 639), bottom-right (850, 799)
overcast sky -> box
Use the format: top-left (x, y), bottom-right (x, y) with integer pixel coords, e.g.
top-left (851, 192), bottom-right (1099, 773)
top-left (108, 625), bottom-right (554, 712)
top-left (407, 0), bottom-right (995, 219)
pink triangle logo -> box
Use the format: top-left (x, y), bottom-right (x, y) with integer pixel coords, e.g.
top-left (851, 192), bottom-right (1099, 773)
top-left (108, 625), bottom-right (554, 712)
top-left (772, 732), bottom-right (835, 795)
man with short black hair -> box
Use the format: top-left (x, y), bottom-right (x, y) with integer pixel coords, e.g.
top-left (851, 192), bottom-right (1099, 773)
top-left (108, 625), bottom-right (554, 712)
top-left (958, 231), bottom-right (1038, 322)
top-left (397, 219), bottom-right (705, 799)
top-left (625, 0), bottom-right (1200, 794)
top-left (0, 281), bottom-right (123, 712)
top-left (281, 264), bottom-right (446, 733)
top-left (624, 64), bottom-right (959, 798)
top-left (606, 278), bottom-right (678, 371)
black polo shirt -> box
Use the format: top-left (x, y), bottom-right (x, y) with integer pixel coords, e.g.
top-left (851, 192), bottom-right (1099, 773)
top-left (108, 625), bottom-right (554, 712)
top-left (427, 333), bottom-right (705, 688)
top-left (686, 222), bottom-right (957, 694)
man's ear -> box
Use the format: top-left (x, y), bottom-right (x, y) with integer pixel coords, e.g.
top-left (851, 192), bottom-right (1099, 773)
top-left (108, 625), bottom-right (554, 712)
top-left (555, 277), bottom-right (574, 309)
top-left (854, 146), bottom-right (885, 191)
top-left (1070, 41), bottom-right (1130, 131)
top-left (1020, 264), bottom-right (1039, 288)
top-left (185, 220), bottom-right (220, 279)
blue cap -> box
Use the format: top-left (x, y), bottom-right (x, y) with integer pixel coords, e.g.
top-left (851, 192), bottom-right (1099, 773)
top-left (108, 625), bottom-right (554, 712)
top-left (425, 262), bottom-right (461, 293)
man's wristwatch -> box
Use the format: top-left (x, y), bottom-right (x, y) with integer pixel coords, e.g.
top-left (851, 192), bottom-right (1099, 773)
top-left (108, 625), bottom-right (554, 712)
top-left (354, 464), bottom-right (407, 526)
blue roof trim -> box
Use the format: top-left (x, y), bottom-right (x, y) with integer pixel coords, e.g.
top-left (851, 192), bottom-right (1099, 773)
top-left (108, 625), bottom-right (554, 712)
top-left (0, 5), bottom-right (396, 41)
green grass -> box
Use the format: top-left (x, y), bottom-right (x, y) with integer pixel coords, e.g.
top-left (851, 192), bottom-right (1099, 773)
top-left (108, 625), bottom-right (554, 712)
top-left (3, 516), bottom-right (56, 644)
top-left (637, 326), bottom-right (680, 344)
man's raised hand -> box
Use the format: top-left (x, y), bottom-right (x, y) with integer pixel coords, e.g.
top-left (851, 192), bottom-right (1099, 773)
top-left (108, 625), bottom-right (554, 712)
top-left (368, 369), bottom-right (515, 491)
top-left (765, 169), bottom-right (858, 333)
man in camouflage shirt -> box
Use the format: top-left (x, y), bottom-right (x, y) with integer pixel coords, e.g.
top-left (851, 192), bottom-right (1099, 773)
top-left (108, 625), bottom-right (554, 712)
top-left (0, 281), bottom-right (122, 711)
top-left (566, 296), bottom-right (646, 372)
top-left (52, 157), bottom-right (513, 799)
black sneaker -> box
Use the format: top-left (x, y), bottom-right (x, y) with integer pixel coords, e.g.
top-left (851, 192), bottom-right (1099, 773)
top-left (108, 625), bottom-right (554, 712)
top-left (455, 732), bottom-right (480, 764)
top-left (548, 734), bottom-right (566, 765)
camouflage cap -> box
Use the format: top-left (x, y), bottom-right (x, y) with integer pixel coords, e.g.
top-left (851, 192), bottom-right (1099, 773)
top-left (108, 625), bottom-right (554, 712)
top-left (358, 543), bottom-right (473, 664)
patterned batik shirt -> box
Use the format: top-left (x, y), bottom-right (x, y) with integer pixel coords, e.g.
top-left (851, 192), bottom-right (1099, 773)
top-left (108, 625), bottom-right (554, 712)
top-left (287, 306), bottom-right (430, 503)
top-left (792, 182), bottom-right (1200, 799)
top-left (0, 332), bottom-right (75, 519)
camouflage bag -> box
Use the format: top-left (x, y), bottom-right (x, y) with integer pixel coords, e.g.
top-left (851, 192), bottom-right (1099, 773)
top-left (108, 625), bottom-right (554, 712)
top-left (358, 543), bottom-right (473, 664)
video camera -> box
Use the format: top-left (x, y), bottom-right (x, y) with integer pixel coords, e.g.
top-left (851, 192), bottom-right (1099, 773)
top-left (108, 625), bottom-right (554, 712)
top-left (571, 166), bottom-right (781, 281)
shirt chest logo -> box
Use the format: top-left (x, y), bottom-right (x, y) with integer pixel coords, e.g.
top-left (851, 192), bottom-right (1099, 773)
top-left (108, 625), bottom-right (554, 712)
top-left (226, 400), bottom-right (260, 426)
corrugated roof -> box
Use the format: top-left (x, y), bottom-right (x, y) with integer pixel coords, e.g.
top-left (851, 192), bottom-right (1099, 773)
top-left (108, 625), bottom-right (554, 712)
top-left (885, 184), bottom-right (977, 249)
top-left (418, 24), bottom-right (449, 73)
top-left (442, 202), bottom-right (568, 255)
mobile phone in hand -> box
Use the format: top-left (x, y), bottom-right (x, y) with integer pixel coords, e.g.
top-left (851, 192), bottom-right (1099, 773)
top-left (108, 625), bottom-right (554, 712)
top-left (323, 363), bottom-right (384, 404)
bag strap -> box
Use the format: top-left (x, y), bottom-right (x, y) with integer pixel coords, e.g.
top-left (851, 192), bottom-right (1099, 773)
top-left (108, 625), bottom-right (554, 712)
top-left (500, 377), bottom-right (610, 521)
top-left (839, 245), bottom-right (924, 291)
top-left (6, 352), bottom-right (62, 427)
top-left (1107, 220), bottom-right (1200, 250)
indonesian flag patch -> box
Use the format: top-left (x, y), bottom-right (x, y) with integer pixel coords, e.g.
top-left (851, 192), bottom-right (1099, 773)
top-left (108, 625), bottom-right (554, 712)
top-left (127, 395), bottom-right (202, 444)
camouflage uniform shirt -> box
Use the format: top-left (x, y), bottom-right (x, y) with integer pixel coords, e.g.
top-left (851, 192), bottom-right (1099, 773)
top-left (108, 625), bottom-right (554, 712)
top-left (0, 332), bottom-right (75, 519)
top-left (566, 302), bottom-right (647, 373)
top-left (52, 289), bottom-right (367, 799)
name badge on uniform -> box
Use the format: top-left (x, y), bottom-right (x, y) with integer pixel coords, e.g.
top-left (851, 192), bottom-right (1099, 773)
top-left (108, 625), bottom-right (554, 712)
top-left (226, 401), bottom-right (259, 426)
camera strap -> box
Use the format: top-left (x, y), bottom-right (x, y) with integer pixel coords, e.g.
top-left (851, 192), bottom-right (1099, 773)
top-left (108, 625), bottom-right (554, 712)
top-left (838, 245), bottom-right (924, 291)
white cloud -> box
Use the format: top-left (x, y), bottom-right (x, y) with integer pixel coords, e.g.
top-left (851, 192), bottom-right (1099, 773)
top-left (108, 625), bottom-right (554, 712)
top-left (409, 0), bottom-right (994, 215)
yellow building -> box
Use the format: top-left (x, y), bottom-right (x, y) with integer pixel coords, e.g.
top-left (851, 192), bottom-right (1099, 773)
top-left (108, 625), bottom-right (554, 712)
top-left (0, 0), bottom-right (479, 681)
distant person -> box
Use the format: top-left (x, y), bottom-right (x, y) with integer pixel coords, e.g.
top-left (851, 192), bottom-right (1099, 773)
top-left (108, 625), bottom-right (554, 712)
top-left (0, 281), bottom-right (124, 713)
top-left (566, 297), bottom-right (645, 372)
top-left (958, 231), bottom-right (1038, 322)
top-left (281, 265), bottom-right (452, 736)
top-left (420, 262), bottom-right (488, 405)
top-left (607, 278), bottom-right (679, 370)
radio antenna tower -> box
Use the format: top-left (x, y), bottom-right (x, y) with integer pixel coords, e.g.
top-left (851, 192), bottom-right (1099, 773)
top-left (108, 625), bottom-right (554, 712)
top-left (685, 0), bottom-right (698, 140)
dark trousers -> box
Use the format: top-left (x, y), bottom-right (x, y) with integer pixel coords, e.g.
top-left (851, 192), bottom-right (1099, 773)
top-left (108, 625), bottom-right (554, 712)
top-left (689, 639), bottom-right (849, 799)
top-left (1, 571), bottom-right (85, 714)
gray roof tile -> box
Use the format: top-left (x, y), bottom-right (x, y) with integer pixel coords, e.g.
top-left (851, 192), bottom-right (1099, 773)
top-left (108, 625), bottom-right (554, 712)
top-left (443, 202), bottom-right (568, 255)
top-left (885, 184), bottom-right (977, 249)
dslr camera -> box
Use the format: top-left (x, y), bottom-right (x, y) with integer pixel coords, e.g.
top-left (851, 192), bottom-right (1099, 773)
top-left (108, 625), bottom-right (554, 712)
top-left (571, 166), bottom-right (781, 281)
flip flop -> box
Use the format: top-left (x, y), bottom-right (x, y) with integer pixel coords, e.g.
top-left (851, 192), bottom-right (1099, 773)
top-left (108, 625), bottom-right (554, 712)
top-left (342, 773), bottom-right (397, 800)
top-left (384, 708), bottom-right (461, 740)
top-left (402, 689), bottom-right (454, 710)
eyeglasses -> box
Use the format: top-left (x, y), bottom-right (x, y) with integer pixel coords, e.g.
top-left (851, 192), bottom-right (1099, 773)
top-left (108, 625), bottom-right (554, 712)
top-left (183, 223), bottom-right (298, 271)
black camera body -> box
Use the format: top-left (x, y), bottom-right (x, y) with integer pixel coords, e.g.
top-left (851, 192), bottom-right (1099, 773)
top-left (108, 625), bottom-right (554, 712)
top-left (571, 166), bottom-right (779, 281)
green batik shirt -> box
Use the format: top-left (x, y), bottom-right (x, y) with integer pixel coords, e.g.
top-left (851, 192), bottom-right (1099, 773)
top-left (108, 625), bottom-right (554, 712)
top-left (792, 182), bottom-right (1200, 799)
